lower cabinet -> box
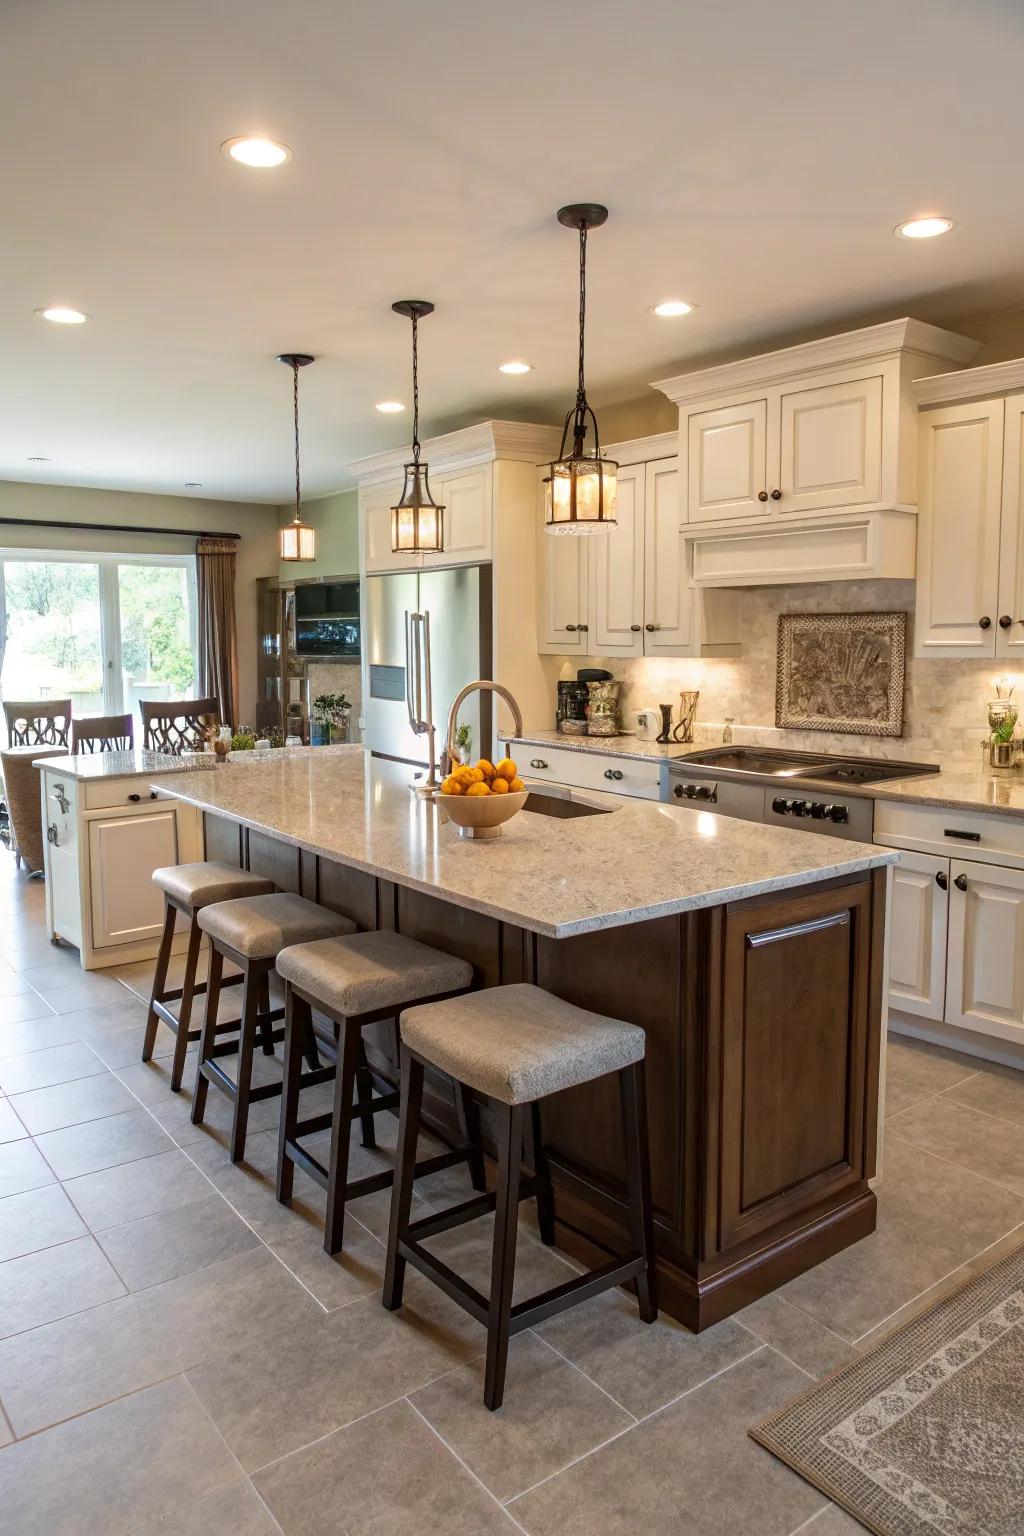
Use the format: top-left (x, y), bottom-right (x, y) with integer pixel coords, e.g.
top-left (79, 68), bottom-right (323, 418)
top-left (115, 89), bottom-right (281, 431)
top-left (88, 809), bottom-right (181, 949)
top-left (888, 850), bottom-right (948, 1022)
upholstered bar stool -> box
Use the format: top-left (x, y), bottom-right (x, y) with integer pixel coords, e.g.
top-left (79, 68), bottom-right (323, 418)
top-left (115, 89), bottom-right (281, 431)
top-left (383, 983), bottom-right (658, 1411)
top-left (142, 862), bottom-right (276, 1093)
top-left (192, 894), bottom-right (356, 1162)
top-left (275, 929), bottom-right (481, 1255)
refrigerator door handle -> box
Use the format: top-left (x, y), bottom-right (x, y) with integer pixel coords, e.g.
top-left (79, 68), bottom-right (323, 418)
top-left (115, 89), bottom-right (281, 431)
top-left (421, 609), bottom-right (433, 735)
top-left (405, 609), bottom-right (418, 732)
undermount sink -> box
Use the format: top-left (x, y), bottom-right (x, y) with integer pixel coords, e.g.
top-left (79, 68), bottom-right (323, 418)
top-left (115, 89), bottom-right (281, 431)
top-left (521, 792), bottom-right (611, 820)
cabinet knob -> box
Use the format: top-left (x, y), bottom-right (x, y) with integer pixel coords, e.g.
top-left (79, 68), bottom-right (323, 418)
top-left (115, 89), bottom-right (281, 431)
top-left (564, 623), bottom-right (577, 632)
top-left (578, 623), bottom-right (588, 633)
top-left (128, 793), bottom-right (141, 803)
top-left (645, 623), bottom-right (657, 632)
top-left (530, 759), bottom-right (548, 770)
top-left (1000, 615), bottom-right (1013, 629)
top-left (604, 768), bottom-right (623, 781)
top-left (935, 870), bottom-right (948, 889)
top-left (954, 873), bottom-right (969, 892)
top-left (770, 488), bottom-right (782, 501)
top-left (630, 624), bottom-right (642, 632)
top-left (979, 616), bottom-right (992, 629)
top-left (757, 490), bottom-right (769, 502)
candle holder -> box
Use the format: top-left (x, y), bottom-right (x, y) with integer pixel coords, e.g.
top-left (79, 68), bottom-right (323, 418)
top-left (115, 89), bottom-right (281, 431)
top-left (672, 691), bottom-right (700, 744)
top-left (655, 704), bottom-right (674, 744)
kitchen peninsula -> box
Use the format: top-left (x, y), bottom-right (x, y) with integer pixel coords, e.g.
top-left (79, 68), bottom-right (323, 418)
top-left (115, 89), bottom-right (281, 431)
top-left (154, 747), bottom-right (896, 1329)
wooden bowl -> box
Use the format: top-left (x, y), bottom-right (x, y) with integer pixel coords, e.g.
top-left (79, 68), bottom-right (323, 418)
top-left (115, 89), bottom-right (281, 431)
top-left (437, 789), bottom-right (529, 839)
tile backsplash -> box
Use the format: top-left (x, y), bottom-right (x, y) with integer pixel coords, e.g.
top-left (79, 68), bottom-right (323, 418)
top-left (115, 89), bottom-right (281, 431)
top-left (561, 580), bottom-right (1008, 772)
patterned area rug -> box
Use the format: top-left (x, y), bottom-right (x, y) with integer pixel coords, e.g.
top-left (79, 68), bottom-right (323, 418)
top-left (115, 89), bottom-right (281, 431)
top-left (750, 1240), bottom-right (1024, 1536)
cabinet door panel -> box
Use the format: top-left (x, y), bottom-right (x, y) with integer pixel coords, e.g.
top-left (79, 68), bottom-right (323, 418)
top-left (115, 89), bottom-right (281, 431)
top-left (779, 375), bottom-right (882, 514)
top-left (363, 486), bottom-right (419, 574)
top-left (538, 478), bottom-right (589, 652)
top-left (89, 810), bottom-right (180, 948)
top-left (996, 394), bottom-right (1024, 657)
top-left (686, 399), bottom-right (768, 523)
top-left (590, 463), bottom-right (644, 656)
top-left (888, 851), bottom-right (948, 1021)
top-left (946, 858), bottom-right (1024, 1044)
top-left (423, 465), bottom-right (492, 567)
top-left (915, 400), bottom-right (1003, 656)
top-left (642, 458), bottom-right (697, 655)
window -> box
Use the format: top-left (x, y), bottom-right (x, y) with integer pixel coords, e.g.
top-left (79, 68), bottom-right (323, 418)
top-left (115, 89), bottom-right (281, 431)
top-left (0, 551), bottom-right (198, 745)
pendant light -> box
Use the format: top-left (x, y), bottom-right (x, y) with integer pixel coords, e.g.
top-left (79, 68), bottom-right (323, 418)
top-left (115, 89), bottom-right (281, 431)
top-left (278, 352), bottom-right (316, 562)
top-left (545, 204), bottom-right (617, 535)
top-left (390, 300), bottom-right (445, 554)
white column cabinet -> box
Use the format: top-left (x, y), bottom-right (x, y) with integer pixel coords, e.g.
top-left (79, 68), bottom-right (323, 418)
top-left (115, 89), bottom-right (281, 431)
top-left (643, 457), bottom-right (699, 654)
top-left (945, 857), bottom-right (1024, 1046)
top-left (589, 464), bottom-right (645, 657)
top-left (888, 850), bottom-right (949, 1022)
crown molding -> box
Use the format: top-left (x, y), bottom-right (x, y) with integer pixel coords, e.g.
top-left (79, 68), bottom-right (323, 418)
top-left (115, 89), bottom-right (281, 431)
top-left (652, 319), bottom-right (981, 406)
top-left (348, 420), bottom-right (562, 487)
top-left (602, 430), bottom-right (677, 465)
top-left (914, 355), bottom-right (1024, 407)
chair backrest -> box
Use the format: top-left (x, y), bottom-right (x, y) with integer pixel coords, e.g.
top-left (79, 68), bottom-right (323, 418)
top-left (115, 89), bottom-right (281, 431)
top-left (72, 713), bottom-right (135, 754)
top-left (3, 699), bottom-right (72, 749)
top-left (140, 697), bottom-right (219, 754)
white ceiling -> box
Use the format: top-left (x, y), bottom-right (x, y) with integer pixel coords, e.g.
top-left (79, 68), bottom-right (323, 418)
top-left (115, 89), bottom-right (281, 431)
top-left (3, 0), bottom-right (1024, 504)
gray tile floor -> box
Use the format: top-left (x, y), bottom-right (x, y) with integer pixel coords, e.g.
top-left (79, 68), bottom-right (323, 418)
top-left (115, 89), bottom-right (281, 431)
top-left (0, 865), bottom-right (1022, 1535)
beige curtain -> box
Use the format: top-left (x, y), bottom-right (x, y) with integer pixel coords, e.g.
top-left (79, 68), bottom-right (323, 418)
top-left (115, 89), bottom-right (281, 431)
top-left (196, 537), bottom-right (239, 728)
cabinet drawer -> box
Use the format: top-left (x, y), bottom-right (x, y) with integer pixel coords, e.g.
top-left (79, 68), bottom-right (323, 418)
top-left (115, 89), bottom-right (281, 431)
top-left (511, 742), bottom-right (662, 800)
top-left (85, 780), bottom-right (165, 812)
top-left (874, 799), bottom-right (1024, 871)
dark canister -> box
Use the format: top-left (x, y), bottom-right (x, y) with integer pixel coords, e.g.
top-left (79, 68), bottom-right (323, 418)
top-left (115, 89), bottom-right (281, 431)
top-left (557, 680), bottom-right (589, 735)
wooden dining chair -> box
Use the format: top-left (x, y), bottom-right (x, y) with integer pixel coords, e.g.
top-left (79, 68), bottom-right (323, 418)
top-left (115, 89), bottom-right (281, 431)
top-left (3, 699), bottom-right (72, 749)
top-left (71, 713), bottom-right (135, 753)
top-left (140, 697), bottom-right (218, 754)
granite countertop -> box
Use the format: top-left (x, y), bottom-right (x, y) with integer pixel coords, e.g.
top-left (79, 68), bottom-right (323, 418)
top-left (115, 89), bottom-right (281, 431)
top-left (152, 749), bottom-right (894, 940)
top-left (865, 769), bottom-right (1024, 819)
top-left (35, 749), bottom-right (215, 780)
top-left (502, 730), bottom-right (688, 763)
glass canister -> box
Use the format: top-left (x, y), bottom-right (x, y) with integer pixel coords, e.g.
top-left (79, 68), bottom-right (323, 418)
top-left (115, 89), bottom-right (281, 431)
top-left (988, 697), bottom-right (1018, 769)
top-left (586, 679), bottom-right (621, 737)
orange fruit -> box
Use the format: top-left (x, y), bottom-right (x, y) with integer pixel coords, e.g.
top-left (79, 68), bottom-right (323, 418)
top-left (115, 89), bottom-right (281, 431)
top-left (509, 777), bottom-right (525, 792)
top-left (476, 758), bottom-right (496, 780)
top-left (441, 776), bottom-right (463, 795)
top-left (490, 777), bottom-right (509, 794)
top-left (461, 766), bottom-right (484, 785)
top-left (454, 765), bottom-right (476, 786)
top-left (465, 781), bottom-right (491, 796)
top-left (494, 758), bottom-right (517, 781)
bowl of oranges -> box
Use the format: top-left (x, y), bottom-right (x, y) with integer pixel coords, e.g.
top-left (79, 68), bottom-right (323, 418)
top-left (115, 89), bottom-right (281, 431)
top-left (438, 757), bottom-right (528, 839)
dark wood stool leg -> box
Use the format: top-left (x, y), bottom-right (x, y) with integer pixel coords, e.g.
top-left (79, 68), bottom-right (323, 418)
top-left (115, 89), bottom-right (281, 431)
top-left (169, 915), bottom-right (202, 1093)
top-left (355, 1039), bottom-right (376, 1150)
top-left (229, 961), bottom-right (260, 1164)
top-left (324, 1018), bottom-right (361, 1255)
top-left (457, 1083), bottom-right (487, 1193)
top-left (530, 1101), bottom-right (556, 1246)
top-left (141, 902), bottom-right (176, 1063)
top-left (257, 971), bottom-right (275, 1056)
top-left (277, 986), bottom-right (308, 1206)
top-left (620, 1061), bottom-right (658, 1324)
top-left (383, 1049), bottom-right (424, 1311)
top-left (189, 943), bottom-right (222, 1125)
top-left (484, 1103), bottom-right (523, 1412)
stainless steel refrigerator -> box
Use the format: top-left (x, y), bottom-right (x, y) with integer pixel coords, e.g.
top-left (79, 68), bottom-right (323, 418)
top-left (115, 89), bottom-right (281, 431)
top-left (363, 565), bottom-right (492, 770)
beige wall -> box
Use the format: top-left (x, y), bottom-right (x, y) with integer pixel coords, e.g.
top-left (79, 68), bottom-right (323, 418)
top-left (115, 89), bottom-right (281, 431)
top-left (0, 481), bottom-right (278, 722)
top-left (277, 489), bottom-right (358, 583)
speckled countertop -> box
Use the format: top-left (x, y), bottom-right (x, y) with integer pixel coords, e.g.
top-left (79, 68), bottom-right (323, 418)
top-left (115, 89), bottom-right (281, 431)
top-left (152, 748), bottom-right (894, 939)
top-left (501, 730), bottom-right (688, 763)
top-left (35, 750), bottom-right (215, 780)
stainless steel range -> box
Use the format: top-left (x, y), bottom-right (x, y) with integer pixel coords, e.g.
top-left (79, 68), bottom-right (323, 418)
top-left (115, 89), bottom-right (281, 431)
top-left (664, 746), bottom-right (939, 842)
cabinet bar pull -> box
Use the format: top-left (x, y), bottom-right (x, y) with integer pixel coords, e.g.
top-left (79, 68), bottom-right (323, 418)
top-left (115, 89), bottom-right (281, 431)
top-left (747, 911), bottom-right (849, 949)
top-left (944, 828), bottom-right (981, 842)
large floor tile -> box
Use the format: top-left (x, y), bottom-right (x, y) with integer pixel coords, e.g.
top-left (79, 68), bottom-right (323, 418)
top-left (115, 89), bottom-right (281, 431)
top-left (34, 1106), bottom-right (174, 1180)
top-left (140, 1075), bottom-right (281, 1148)
top-left (0, 992), bottom-right (56, 1027)
top-left (63, 1146), bottom-right (211, 1231)
top-left (96, 1192), bottom-right (260, 1291)
top-left (133, 1478), bottom-right (283, 1535)
top-left (0, 1406), bottom-right (11, 1447)
top-left (0, 971), bottom-right (33, 999)
top-left (0, 1182), bottom-right (87, 1261)
top-left (535, 1284), bottom-right (761, 1418)
top-left (0, 1293), bottom-right (176, 1435)
top-left (266, 1216), bottom-right (386, 1309)
top-left (10, 1069), bottom-right (139, 1134)
top-left (510, 1348), bottom-right (823, 1536)
top-left (0, 1099), bottom-right (26, 1143)
top-left (254, 1398), bottom-right (516, 1535)
top-left (883, 1073), bottom-right (934, 1119)
top-left (734, 1291), bottom-right (857, 1379)
top-left (0, 1039), bottom-right (105, 1095)
top-left (884, 1036), bottom-right (978, 1097)
top-left (855, 1224), bottom-right (1024, 1350)
top-left (136, 1246), bottom-right (323, 1371)
top-left (0, 1137), bottom-right (55, 1198)
top-left (0, 1376), bottom-right (240, 1536)
top-left (411, 1330), bottom-right (633, 1502)
top-left (0, 1234), bottom-right (125, 1337)
top-left (0, 1013), bottom-right (91, 1057)
top-left (36, 979), bottom-right (129, 1015)
top-left (942, 1056), bottom-right (1024, 1126)
top-left (780, 1136), bottom-right (1024, 1341)
top-left (187, 1271), bottom-right (482, 1472)
top-left (21, 962), bottom-right (124, 998)
top-left (889, 1092), bottom-right (1024, 1195)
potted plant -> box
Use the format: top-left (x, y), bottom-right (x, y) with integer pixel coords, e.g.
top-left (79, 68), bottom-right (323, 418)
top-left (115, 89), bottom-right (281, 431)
top-left (454, 722), bottom-right (472, 765)
top-left (311, 693), bottom-right (352, 746)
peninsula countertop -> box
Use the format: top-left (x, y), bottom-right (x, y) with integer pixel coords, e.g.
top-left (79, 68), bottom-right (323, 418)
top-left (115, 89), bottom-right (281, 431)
top-left (151, 747), bottom-right (895, 939)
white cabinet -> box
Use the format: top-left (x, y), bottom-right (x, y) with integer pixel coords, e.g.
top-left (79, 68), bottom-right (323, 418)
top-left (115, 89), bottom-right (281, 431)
top-left (915, 399), bottom-right (1004, 656)
top-left (778, 374), bottom-right (883, 515)
top-left (888, 850), bottom-right (948, 1022)
top-left (946, 858), bottom-right (1024, 1046)
top-left (996, 394), bottom-right (1024, 657)
top-left (88, 810), bottom-right (180, 949)
top-left (363, 484), bottom-right (407, 574)
top-left (422, 465), bottom-right (492, 568)
top-left (589, 464), bottom-right (645, 655)
top-left (538, 524), bottom-right (590, 651)
top-left (687, 399), bottom-right (769, 523)
top-left (507, 739), bottom-right (663, 801)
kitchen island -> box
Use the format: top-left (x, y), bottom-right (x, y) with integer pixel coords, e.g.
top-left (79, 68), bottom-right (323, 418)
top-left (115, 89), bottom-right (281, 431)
top-left (154, 747), bottom-right (896, 1330)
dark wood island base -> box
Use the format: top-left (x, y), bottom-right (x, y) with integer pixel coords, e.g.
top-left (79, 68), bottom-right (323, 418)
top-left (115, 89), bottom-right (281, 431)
top-left (206, 813), bottom-right (885, 1332)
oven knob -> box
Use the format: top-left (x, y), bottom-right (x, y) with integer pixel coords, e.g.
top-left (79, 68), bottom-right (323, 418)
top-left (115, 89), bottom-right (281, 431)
top-left (695, 785), bottom-right (713, 801)
top-left (826, 804), bottom-right (849, 824)
top-left (673, 784), bottom-right (685, 799)
top-left (771, 796), bottom-right (791, 814)
top-left (810, 802), bottom-right (827, 819)
top-left (791, 799), bottom-right (811, 816)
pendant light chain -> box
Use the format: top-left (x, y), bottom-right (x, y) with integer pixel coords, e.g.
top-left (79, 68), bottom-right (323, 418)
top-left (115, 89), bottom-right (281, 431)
top-left (410, 309), bottom-right (421, 464)
top-left (577, 224), bottom-right (588, 410)
top-left (292, 358), bottom-right (302, 520)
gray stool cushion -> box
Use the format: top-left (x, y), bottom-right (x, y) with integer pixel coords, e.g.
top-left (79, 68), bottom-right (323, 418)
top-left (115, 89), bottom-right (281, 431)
top-left (277, 930), bottom-right (473, 1017)
top-left (400, 983), bottom-right (645, 1106)
top-left (197, 893), bottom-right (356, 960)
top-left (153, 861), bottom-right (275, 911)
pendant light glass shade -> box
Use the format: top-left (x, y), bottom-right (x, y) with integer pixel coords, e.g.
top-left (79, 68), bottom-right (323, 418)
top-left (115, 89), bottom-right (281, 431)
top-left (277, 353), bottom-right (316, 563)
top-left (545, 204), bottom-right (617, 536)
top-left (390, 300), bottom-right (444, 554)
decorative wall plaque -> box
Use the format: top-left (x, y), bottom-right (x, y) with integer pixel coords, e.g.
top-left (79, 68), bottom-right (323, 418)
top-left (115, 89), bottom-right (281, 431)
top-left (775, 611), bottom-right (907, 737)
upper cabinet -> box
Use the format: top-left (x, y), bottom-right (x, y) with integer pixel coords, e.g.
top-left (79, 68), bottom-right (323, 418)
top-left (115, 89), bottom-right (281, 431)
top-left (687, 399), bottom-right (769, 522)
top-left (913, 359), bottom-right (1024, 658)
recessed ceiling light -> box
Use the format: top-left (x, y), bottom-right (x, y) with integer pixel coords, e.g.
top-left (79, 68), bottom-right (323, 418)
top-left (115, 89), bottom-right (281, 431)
top-left (27, 456), bottom-right (51, 462)
top-left (498, 360), bottom-right (532, 375)
top-left (184, 481), bottom-right (203, 488)
top-left (652, 299), bottom-right (695, 317)
top-left (895, 216), bottom-right (954, 240)
top-left (35, 306), bottom-right (88, 324)
top-left (375, 400), bottom-right (405, 413)
top-left (221, 136), bottom-right (292, 168)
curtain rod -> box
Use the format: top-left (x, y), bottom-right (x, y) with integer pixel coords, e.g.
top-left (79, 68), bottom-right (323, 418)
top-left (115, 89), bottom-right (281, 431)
top-left (0, 516), bottom-right (240, 542)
